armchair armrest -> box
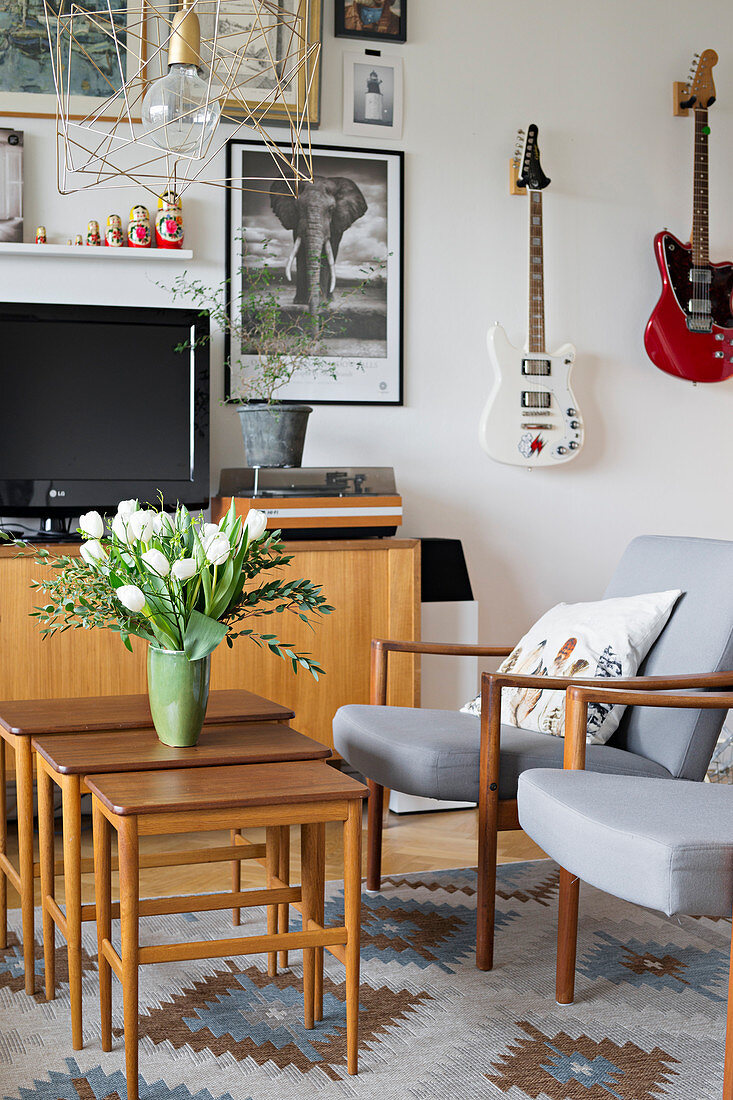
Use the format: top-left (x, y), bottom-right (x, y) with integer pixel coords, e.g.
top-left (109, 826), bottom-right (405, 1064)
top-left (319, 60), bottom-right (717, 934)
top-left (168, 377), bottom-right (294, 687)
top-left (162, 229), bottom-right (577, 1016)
top-left (370, 638), bottom-right (514, 706)
top-left (563, 682), bottom-right (733, 771)
top-left (478, 668), bottom-right (733, 804)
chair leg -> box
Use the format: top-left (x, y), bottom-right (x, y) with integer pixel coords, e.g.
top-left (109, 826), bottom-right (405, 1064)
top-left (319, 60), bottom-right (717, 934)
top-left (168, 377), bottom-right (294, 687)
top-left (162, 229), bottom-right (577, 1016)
top-left (723, 910), bottom-right (733, 1099)
top-left (365, 780), bottom-right (383, 892)
top-left (476, 793), bottom-right (499, 972)
top-left (556, 866), bottom-right (580, 1004)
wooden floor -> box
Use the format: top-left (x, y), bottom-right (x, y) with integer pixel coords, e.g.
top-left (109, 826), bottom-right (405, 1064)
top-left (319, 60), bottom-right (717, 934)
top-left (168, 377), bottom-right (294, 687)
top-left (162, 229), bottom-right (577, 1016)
top-left (6, 808), bottom-right (546, 907)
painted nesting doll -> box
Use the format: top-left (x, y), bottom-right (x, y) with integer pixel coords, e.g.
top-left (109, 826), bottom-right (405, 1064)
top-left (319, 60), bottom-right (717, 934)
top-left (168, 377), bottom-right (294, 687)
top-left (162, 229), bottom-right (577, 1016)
top-left (86, 219), bottom-right (101, 246)
top-left (127, 205), bottom-right (151, 248)
top-left (155, 190), bottom-right (184, 249)
top-left (35, 226), bottom-right (47, 244)
top-left (105, 214), bottom-right (124, 247)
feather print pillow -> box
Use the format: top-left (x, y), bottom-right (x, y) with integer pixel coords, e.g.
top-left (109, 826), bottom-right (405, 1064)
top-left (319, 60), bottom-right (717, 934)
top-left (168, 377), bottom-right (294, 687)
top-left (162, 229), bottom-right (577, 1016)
top-left (461, 589), bottom-right (682, 745)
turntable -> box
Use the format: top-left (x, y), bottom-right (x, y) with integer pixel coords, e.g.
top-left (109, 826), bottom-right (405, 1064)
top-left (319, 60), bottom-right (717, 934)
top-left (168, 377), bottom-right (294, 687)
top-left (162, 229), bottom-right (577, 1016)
top-left (212, 467), bottom-right (403, 539)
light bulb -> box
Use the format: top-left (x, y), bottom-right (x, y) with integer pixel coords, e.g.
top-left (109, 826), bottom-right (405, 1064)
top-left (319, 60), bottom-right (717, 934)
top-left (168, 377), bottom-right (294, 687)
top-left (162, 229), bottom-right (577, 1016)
top-left (142, 63), bottom-right (220, 155)
top-left (141, 2), bottom-right (220, 156)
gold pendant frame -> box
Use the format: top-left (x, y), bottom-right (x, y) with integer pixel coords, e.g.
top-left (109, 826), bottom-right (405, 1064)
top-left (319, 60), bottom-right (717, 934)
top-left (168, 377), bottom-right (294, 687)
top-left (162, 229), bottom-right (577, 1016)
top-left (44, 0), bottom-right (320, 198)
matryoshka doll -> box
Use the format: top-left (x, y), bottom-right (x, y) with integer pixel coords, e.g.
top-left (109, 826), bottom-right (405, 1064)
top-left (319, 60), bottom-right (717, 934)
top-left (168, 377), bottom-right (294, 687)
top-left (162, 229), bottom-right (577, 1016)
top-left (86, 219), bottom-right (101, 246)
top-left (35, 226), bottom-right (47, 244)
top-left (105, 213), bottom-right (124, 247)
top-left (127, 204), bottom-right (151, 248)
top-left (155, 189), bottom-right (183, 249)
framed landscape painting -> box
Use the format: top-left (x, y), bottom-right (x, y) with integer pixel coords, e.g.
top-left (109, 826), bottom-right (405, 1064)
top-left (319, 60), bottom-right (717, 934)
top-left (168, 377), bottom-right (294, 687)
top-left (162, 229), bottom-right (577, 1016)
top-left (0, 0), bottom-right (144, 119)
top-left (226, 140), bottom-right (404, 405)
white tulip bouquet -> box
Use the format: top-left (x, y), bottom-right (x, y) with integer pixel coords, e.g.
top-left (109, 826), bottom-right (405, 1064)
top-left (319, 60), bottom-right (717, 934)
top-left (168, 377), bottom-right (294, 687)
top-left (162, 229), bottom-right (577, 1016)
top-left (6, 499), bottom-right (332, 677)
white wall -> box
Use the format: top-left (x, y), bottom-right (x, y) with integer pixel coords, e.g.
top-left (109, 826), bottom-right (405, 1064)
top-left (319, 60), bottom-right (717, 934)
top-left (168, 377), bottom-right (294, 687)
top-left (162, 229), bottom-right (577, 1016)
top-left (2, 0), bottom-right (733, 646)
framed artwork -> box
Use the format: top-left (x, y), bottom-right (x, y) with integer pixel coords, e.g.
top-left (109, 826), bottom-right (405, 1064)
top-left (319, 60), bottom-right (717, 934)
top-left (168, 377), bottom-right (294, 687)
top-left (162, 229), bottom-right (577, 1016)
top-left (226, 140), bottom-right (403, 405)
top-left (0, 129), bottom-right (22, 242)
top-left (0, 0), bottom-right (144, 120)
top-left (343, 52), bottom-right (402, 139)
top-left (335, 0), bottom-right (405, 44)
top-left (147, 0), bottom-right (323, 126)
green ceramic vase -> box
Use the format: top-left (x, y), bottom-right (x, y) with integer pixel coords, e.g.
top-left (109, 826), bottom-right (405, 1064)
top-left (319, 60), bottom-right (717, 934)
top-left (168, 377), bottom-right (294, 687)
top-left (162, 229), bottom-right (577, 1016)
top-left (147, 646), bottom-right (211, 747)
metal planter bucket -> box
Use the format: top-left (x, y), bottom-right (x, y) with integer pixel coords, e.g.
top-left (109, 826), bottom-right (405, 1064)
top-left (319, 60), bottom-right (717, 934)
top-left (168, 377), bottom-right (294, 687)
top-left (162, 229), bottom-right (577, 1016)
top-left (238, 404), bottom-right (313, 468)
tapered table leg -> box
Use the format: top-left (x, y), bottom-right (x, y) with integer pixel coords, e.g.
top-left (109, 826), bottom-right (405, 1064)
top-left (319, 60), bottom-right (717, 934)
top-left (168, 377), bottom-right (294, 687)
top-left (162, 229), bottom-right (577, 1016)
top-left (300, 823), bottom-right (319, 1030)
top-left (0, 738), bottom-right (7, 951)
top-left (62, 775), bottom-right (83, 1049)
top-left (266, 827), bottom-right (279, 977)
top-left (231, 829), bottom-right (241, 926)
top-left (37, 760), bottom-right (56, 1001)
top-left (277, 825), bottom-right (290, 969)
top-left (119, 817), bottom-right (140, 1100)
top-left (92, 799), bottom-right (112, 1053)
top-left (15, 738), bottom-right (36, 995)
top-left (344, 800), bottom-right (362, 1075)
top-left (313, 821), bottom-right (325, 1023)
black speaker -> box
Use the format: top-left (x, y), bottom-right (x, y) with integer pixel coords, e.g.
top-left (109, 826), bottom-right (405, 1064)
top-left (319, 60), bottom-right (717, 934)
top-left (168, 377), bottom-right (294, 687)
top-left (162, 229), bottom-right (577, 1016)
top-left (420, 538), bottom-right (473, 603)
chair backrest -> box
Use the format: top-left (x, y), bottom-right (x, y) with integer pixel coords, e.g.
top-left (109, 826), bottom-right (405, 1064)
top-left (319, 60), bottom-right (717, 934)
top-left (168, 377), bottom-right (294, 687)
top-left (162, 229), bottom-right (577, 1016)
top-left (603, 535), bottom-right (733, 780)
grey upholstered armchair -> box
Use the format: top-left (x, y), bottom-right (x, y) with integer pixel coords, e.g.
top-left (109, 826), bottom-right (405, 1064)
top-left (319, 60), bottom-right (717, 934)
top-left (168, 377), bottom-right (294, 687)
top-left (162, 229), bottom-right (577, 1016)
top-left (333, 535), bottom-right (733, 970)
top-left (517, 683), bottom-right (733, 1098)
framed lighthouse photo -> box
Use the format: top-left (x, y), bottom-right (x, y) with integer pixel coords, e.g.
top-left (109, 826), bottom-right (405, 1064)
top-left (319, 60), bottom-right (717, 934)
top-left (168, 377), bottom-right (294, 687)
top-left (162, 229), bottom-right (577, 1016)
top-left (343, 53), bottom-right (403, 138)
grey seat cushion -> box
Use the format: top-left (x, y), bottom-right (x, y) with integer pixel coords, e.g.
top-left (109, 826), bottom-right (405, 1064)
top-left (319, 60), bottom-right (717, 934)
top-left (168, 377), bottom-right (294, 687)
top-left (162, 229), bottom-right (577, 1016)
top-left (518, 769), bottom-right (733, 917)
top-left (333, 705), bottom-right (671, 803)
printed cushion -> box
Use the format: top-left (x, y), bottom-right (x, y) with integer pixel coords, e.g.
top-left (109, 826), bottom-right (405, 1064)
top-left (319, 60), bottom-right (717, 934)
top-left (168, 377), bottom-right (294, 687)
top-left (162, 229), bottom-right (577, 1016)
top-left (461, 589), bottom-right (682, 744)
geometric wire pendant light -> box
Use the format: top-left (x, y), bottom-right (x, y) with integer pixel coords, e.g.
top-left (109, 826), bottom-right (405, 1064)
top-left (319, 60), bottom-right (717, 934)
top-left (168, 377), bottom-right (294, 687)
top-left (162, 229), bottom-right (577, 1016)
top-left (44, 0), bottom-right (319, 198)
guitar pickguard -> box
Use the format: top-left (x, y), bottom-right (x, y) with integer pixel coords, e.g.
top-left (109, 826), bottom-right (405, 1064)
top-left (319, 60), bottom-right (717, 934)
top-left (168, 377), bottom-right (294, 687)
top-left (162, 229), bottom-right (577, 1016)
top-left (662, 233), bottom-right (733, 329)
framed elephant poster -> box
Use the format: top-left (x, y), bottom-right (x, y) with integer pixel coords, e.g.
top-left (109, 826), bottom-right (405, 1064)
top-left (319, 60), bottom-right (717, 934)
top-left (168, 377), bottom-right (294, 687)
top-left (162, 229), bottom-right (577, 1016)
top-left (225, 140), bottom-right (403, 405)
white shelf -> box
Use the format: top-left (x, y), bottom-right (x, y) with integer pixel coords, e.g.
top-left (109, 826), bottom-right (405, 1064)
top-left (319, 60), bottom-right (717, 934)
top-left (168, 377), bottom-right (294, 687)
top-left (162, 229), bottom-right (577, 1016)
top-left (0, 243), bottom-right (193, 260)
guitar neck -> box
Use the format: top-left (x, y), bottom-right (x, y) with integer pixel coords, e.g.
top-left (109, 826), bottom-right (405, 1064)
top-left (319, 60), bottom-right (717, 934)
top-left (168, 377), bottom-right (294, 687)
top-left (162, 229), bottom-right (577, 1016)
top-left (692, 107), bottom-right (709, 266)
top-left (527, 189), bottom-right (545, 352)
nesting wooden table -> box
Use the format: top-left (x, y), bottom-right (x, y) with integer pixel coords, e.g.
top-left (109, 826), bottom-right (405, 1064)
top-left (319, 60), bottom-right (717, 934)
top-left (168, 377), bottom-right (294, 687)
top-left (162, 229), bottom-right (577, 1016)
top-left (0, 689), bottom-right (294, 994)
top-left (33, 722), bottom-right (331, 1049)
top-left (88, 759), bottom-right (366, 1100)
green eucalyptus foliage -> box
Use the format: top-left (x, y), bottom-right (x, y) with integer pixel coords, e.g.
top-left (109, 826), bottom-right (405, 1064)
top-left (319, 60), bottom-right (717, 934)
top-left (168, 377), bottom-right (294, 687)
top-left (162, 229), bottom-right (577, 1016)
top-left (0, 500), bottom-right (333, 680)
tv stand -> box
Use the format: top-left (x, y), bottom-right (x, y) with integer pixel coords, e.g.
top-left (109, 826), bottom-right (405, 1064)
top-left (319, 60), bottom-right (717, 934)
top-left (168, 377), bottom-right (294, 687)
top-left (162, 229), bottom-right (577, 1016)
top-left (32, 517), bottom-right (80, 543)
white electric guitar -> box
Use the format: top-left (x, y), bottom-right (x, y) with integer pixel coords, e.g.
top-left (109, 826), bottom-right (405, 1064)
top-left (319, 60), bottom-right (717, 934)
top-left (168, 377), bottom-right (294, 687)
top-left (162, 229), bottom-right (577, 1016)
top-left (479, 124), bottom-right (584, 467)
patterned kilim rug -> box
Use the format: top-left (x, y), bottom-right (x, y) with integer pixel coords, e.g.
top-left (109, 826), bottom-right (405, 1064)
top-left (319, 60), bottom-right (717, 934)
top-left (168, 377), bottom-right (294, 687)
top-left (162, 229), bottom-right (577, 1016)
top-left (0, 860), bottom-right (730, 1099)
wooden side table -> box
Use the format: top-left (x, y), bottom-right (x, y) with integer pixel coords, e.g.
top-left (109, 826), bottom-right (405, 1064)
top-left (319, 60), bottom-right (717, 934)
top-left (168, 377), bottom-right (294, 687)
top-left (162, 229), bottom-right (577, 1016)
top-left (34, 722), bottom-right (330, 1049)
top-left (88, 760), bottom-right (366, 1100)
top-left (0, 689), bottom-right (294, 995)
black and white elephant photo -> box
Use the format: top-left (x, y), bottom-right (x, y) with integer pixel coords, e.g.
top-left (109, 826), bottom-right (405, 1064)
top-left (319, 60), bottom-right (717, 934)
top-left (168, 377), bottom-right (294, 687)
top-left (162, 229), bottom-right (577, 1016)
top-left (236, 148), bottom-right (391, 361)
top-left (269, 176), bottom-right (368, 316)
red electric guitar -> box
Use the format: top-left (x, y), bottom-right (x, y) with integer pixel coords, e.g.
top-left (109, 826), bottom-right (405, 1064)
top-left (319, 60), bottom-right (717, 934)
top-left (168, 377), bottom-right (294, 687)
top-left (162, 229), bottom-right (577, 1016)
top-left (644, 49), bottom-right (733, 383)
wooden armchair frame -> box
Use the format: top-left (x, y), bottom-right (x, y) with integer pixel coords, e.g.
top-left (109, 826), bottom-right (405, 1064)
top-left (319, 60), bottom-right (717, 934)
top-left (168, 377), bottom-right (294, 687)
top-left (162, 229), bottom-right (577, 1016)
top-left (553, 684), bottom-right (733, 1099)
top-left (367, 639), bottom-right (733, 971)
top-left (476, 667), bottom-right (733, 971)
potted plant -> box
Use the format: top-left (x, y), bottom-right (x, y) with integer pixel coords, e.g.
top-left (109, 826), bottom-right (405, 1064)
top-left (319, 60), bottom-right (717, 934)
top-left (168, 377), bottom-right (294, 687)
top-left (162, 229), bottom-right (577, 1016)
top-left (3, 499), bottom-right (332, 747)
top-left (166, 237), bottom-right (381, 467)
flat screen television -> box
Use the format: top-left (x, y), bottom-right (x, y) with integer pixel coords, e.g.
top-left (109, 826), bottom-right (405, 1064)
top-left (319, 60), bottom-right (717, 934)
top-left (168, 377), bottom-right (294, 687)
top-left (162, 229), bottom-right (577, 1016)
top-left (0, 301), bottom-right (209, 536)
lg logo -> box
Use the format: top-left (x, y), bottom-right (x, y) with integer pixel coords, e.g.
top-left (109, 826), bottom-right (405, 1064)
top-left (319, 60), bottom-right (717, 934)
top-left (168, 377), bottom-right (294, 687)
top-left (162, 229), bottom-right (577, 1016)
top-left (48, 489), bottom-right (66, 498)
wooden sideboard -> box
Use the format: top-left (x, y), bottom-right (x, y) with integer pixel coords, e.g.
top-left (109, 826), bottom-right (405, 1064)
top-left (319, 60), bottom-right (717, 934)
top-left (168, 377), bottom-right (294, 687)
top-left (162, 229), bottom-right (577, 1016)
top-left (0, 539), bottom-right (421, 750)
